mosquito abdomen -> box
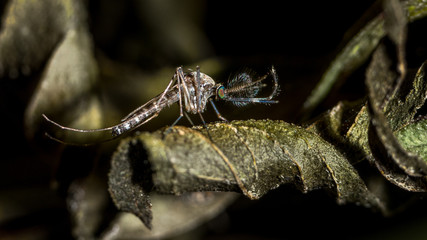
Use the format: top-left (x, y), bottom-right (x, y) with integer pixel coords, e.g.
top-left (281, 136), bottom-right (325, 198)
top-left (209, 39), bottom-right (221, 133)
top-left (111, 109), bottom-right (153, 137)
top-left (111, 89), bottom-right (179, 137)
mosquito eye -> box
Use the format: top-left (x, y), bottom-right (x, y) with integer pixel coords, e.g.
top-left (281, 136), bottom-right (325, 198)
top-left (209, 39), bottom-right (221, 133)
top-left (217, 86), bottom-right (225, 99)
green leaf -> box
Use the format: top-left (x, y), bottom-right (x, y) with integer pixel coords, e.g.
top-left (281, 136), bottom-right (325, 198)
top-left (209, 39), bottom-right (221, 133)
top-left (395, 119), bottom-right (427, 162)
top-left (306, 100), bottom-right (372, 164)
top-left (365, 0), bottom-right (427, 190)
top-left (109, 120), bottom-right (383, 228)
top-left (302, 0), bottom-right (427, 117)
top-left (366, 47), bottom-right (427, 191)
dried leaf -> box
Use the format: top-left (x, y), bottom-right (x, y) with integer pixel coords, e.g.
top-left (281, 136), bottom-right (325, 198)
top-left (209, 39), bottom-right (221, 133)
top-left (384, 0), bottom-right (408, 51)
top-left (23, 5), bottom-right (99, 139)
top-left (67, 174), bottom-right (110, 239)
top-left (366, 33), bottom-right (427, 189)
top-left (307, 100), bottom-right (372, 163)
top-left (384, 60), bottom-right (427, 131)
top-left (302, 15), bottom-right (384, 116)
top-left (0, 0), bottom-right (88, 78)
top-left (101, 193), bottom-right (237, 239)
top-left (0, 0), bottom-right (101, 140)
top-left (109, 120), bottom-right (383, 228)
top-left (109, 139), bottom-right (154, 229)
top-left (302, 0), bottom-right (427, 116)
top-left (305, 0), bottom-right (427, 194)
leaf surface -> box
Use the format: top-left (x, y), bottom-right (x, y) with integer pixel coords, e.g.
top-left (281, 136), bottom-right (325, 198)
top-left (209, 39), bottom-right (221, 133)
top-left (109, 120), bottom-right (383, 228)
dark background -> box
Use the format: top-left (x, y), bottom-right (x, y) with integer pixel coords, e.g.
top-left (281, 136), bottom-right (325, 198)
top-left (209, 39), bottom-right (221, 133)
top-left (2, 0), bottom-right (427, 239)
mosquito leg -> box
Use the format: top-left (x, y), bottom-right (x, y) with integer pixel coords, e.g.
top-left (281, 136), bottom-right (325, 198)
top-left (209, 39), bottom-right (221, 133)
top-left (163, 113), bottom-right (184, 136)
top-left (198, 112), bottom-right (207, 127)
top-left (176, 67), bottom-right (185, 117)
top-left (266, 66), bottom-right (279, 100)
top-left (165, 68), bottom-right (186, 136)
top-left (156, 69), bottom-right (179, 106)
top-left (209, 99), bottom-right (228, 122)
top-left (161, 116), bottom-right (180, 138)
top-left (224, 98), bottom-right (278, 104)
top-left (184, 112), bottom-right (194, 126)
top-left (196, 66), bottom-right (202, 113)
top-left (197, 112), bottom-right (213, 140)
top-left (162, 68), bottom-right (190, 138)
top-left (163, 108), bottom-right (195, 137)
top-left (121, 69), bottom-right (178, 122)
top-left (178, 67), bottom-right (193, 111)
top-left (171, 115), bottom-right (183, 128)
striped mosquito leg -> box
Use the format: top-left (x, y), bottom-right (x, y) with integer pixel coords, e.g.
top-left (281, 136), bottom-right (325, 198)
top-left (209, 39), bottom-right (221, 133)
top-left (196, 66), bottom-right (202, 112)
top-left (198, 111), bottom-right (213, 140)
top-left (163, 112), bottom-right (187, 136)
top-left (209, 99), bottom-right (228, 122)
top-left (177, 67), bottom-right (193, 111)
top-left (183, 112), bottom-right (194, 125)
top-left (156, 69), bottom-right (179, 106)
top-left (176, 67), bottom-right (185, 117)
top-left (163, 112), bottom-right (186, 136)
top-left (224, 98), bottom-right (278, 104)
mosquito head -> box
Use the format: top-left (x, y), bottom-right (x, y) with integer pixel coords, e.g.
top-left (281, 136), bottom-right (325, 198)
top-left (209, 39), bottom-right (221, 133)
top-left (215, 85), bottom-right (226, 100)
top-left (214, 66), bottom-right (280, 106)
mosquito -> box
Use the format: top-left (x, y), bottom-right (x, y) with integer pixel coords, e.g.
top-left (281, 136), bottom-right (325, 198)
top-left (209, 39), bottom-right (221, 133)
top-left (43, 66), bottom-right (280, 144)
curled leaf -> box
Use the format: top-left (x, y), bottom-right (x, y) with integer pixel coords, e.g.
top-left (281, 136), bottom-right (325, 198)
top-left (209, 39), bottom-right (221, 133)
top-left (0, 0), bottom-right (89, 78)
top-left (367, 55), bottom-right (427, 190)
top-left (22, 0), bottom-right (99, 140)
top-left (109, 120), bottom-right (383, 228)
top-left (302, 0), bottom-right (427, 116)
top-left (109, 139), bottom-right (154, 229)
top-left (102, 193), bottom-right (237, 239)
top-left (365, 2), bottom-right (427, 188)
top-left (302, 15), bottom-right (384, 116)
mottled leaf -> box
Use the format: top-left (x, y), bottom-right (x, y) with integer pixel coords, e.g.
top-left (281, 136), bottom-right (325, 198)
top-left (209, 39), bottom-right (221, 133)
top-left (366, 17), bottom-right (427, 189)
top-left (307, 99), bottom-right (371, 163)
top-left (384, 60), bottom-right (427, 131)
top-left (109, 120), bottom-right (383, 228)
top-left (109, 139), bottom-right (154, 229)
top-left (395, 119), bottom-right (427, 162)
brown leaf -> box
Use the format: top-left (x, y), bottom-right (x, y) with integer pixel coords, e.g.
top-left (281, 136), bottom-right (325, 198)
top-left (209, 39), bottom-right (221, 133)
top-left (109, 120), bottom-right (384, 228)
top-left (366, 11), bottom-right (427, 189)
top-left (0, 0), bottom-right (89, 78)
